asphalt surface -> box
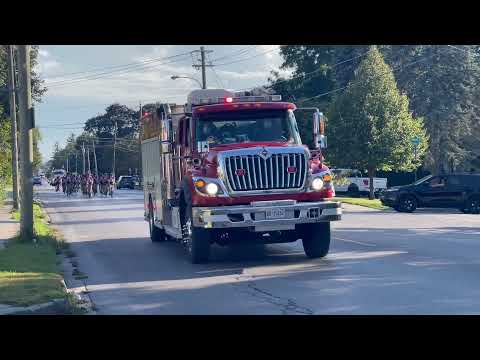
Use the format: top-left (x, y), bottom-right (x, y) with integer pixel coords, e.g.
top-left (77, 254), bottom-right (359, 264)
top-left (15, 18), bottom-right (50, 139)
top-left (36, 183), bottom-right (480, 314)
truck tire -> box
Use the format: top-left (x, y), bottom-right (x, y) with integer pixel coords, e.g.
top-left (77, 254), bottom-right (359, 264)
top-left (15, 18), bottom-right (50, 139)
top-left (348, 184), bottom-right (360, 198)
top-left (149, 201), bottom-right (165, 242)
top-left (300, 222), bottom-right (331, 259)
top-left (466, 196), bottom-right (480, 214)
top-left (181, 189), bottom-right (211, 264)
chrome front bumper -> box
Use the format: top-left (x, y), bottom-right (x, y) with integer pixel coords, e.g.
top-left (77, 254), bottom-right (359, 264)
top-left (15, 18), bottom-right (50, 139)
top-left (192, 200), bottom-right (342, 232)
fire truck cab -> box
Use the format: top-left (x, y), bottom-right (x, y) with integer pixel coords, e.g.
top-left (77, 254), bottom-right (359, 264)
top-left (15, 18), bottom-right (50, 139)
top-left (140, 88), bottom-right (341, 263)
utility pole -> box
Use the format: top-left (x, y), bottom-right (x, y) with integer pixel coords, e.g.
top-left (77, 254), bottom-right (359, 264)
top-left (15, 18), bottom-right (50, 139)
top-left (92, 140), bottom-right (98, 177)
top-left (82, 142), bottom-right (86, 174)
top-left (192, 46), bottom-right (213, 89)
top-left (66, 154), bottom-right (69, 173)
top-left (7, 45), bottom-right (19, 210)
top-left (87, 146), bottom-right (91, 172)
top-left (112, 121), bottom-right (117, 179)
top-left (75, 151), bottom-right (78, 174)
top-left (17, 45), bottom-right (34, 240)
top-left (139, 102), bottom-right (142, 178)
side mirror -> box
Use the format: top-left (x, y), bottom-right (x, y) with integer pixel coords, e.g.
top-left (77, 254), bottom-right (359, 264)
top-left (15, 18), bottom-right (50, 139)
top-left (160, 109), bottom-right (174, 153)
top-left (313, 111), bottom-right (327, 150)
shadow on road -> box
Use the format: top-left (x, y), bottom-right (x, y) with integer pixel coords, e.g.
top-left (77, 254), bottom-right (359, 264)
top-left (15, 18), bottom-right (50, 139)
top-left (50, 206), bottom-right (144, 215)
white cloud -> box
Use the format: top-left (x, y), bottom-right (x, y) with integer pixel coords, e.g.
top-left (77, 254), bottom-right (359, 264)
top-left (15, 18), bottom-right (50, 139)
top-left (38, 49), bottom-right (50, 58)
top-left (257, 45), bottom-right (281, 60)
top-left (37, 48), bottom-right (62, 76)
top-left (216, 69), bottom-right (270, 80)
top-left (133, 45), bottom-right (177, 63)
top-left (40, 45), bottom-right (288, 109)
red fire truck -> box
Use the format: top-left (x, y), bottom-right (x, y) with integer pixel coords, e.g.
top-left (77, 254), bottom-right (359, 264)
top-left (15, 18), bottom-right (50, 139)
top-left (140, 88), bottom-right (342, 263)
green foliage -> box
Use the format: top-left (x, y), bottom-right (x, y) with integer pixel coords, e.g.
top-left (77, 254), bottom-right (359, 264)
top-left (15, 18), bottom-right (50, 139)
top-left (49, 104), bottom-right (141, 176)
top-left (270, 45), bottom-right (480, 173)
top-left (381, 45), bottom-right (480, 173)
top-left (0, 46), bottom-right (47, 185)
top-left (326, 47), bottom-right (428, 197)
top-left (331, 172), bottom-right (350, 186)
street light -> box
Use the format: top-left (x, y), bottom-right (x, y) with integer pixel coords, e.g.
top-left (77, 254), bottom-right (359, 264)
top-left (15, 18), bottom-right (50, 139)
top-left (171, 75), bottom-right (202, 88)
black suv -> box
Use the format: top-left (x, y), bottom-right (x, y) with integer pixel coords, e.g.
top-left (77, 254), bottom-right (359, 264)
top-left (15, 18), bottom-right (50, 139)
top-left (380, 174), bottom-right (480, 214)
top-left (117, 176), bottom-right (135, 190)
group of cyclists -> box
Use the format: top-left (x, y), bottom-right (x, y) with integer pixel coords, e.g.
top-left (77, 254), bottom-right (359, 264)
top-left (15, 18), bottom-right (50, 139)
top-left (50, 172), bottom-right (116, 198)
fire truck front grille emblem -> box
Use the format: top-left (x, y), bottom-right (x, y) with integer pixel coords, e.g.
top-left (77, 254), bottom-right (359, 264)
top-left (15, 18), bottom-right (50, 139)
top-left (259, 147), bottom-right (271, 160)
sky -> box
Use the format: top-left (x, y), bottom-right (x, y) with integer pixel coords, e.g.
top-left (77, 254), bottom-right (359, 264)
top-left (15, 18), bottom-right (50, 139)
top-left (35, 45), bottom-right (290, 161)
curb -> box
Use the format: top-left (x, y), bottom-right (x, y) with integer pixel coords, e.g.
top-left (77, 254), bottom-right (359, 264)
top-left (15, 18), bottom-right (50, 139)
top-left (60, 260), bottom-right (97, 315)
top-left (41, 199), bottom-right (97, 315)
top-left (1, 298), bottom-right (69, 315)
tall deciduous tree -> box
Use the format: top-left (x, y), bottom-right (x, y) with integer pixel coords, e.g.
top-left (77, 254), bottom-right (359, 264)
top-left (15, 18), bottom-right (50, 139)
top-left (381, 45), bottom-right (480, 173)
top-left (271, 45), bottom-right (480, 173)
top-left (0, 46), bottom-right (47, 185)
top-left (327, 47), bottom-right (428, 199)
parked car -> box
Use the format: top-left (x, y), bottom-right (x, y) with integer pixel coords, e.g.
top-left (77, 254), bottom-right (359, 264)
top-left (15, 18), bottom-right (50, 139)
top-left (33, 176), bottom-right (42, 185)
top-left (116, 176), bottom-right (135, 189)
top-left (380, 173), bottom-right (480, 213)
top-left (131, 175), bottom-right (140, 187)
top-left (331, 168), bottom-right (388, 197)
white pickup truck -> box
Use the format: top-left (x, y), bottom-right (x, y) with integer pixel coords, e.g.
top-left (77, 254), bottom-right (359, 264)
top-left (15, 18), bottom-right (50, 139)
top-left (331, 168), bottom-right (388, 197)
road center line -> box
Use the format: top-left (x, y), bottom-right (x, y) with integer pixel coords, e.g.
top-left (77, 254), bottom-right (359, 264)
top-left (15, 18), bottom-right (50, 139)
top-left (333, 236), bottom-right (376, 247)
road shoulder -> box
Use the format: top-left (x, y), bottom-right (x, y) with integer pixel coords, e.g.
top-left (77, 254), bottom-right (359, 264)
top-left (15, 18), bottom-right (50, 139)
top-left (0, 200), bottom-right (90, 315)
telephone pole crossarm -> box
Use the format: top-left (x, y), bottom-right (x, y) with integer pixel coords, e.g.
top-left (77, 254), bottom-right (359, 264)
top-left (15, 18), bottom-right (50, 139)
top-left (191, 46), bottom-right (214, 89)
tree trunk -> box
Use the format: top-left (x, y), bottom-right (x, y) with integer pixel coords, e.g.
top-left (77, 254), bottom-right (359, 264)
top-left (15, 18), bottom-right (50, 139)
top-left (368, 166), bottom-right (375, 200)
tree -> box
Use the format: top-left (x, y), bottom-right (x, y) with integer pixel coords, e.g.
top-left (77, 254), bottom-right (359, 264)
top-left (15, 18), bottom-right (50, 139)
top-left (0, 46), bottom-right (47, 118)
top-left (0, 106), bottom-right (12, 193)
top-left (33, 128), bottom-right (42, 173)
top-left (381, 45), bottom-right (480, 173)
top-left (0, 46), bottom-right (47, 183)
top-left (327, 47), bottom-right (428, 199)
top-left (83, 104), bottom-right (140, 176)
top-left (270, 45), bottom-right (480, 174)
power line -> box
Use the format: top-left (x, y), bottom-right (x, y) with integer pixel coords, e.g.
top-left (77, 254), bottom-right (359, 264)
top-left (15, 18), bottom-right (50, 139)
top-left (215, 47), bottom-right (279, 66)
top-left (46, 51), bottom-right (193, 80)
top-left (298, 51), bottom-right (440, 104)
top-left (206, 53), bottom-right (225, 88)
top-left (447, 45), bottom-right (475, 55)
top-left (34, 93), bottom-right (189, 116)
top-left (236, 48), bottom-right (376, 92)
top-left (46, 54), bottom-right (193, 88)
top-left (45, 51), bottom-right (192, 85)
top-left (209, 46), bottom-right (258, 62)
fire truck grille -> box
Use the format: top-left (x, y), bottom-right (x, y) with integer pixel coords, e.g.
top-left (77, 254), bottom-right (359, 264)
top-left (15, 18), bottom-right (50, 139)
top-left (224, 153), bottom-right (307, 192)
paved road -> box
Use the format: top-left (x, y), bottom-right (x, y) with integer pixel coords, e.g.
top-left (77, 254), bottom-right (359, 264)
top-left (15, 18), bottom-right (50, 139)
top-left (36, 184), bottom-right (480, 314)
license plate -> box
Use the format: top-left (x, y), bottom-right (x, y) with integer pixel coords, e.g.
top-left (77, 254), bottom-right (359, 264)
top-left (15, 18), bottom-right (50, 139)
top-left (265, 208), bottom-right (286, 220)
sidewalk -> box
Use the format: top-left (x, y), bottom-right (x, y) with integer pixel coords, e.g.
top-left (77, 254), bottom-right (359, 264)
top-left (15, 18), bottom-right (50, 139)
top-left (0, 202), bottom-right (19, 249)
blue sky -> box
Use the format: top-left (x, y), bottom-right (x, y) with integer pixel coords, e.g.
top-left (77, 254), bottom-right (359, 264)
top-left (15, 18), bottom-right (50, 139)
top-left (35, 45), bottom-right (289, 160)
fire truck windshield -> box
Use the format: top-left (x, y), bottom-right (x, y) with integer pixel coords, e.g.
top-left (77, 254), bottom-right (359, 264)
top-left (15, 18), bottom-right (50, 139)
top-left (196, 109), bottom-right (302, 145)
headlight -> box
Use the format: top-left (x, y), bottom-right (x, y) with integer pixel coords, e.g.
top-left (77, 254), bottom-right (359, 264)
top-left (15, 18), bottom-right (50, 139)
top-left (311, 178), bottom-right (324, 191)
top-left (205, 183), bottom-right (219, 196)
top-left (193, 178), bottom-right (223, 196)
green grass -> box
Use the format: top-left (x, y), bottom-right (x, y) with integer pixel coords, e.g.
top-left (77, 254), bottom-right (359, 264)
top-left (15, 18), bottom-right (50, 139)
top-left (334, 197), bottom-right (389, 210)
top-left (0, 204), bottom-right (67, 307)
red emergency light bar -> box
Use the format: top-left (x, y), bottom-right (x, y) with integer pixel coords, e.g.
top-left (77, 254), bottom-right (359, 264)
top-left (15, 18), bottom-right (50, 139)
top-left (193, 102), bottom-right (296, 114)
top-left (193, 94), bottom-right (282, 106)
